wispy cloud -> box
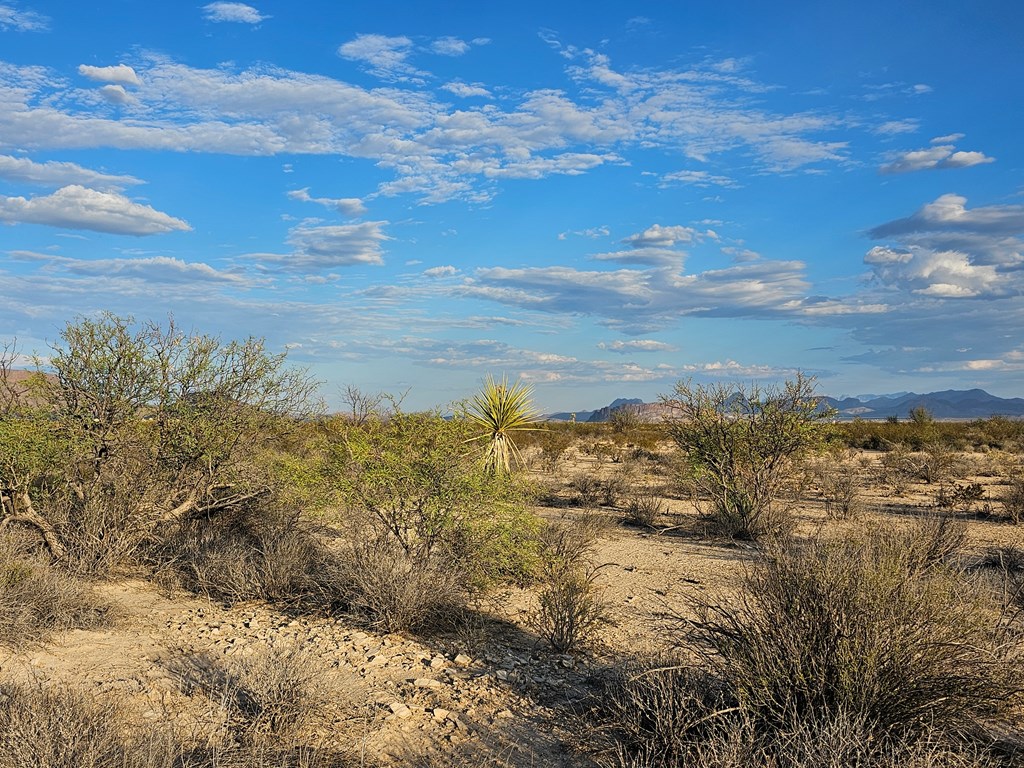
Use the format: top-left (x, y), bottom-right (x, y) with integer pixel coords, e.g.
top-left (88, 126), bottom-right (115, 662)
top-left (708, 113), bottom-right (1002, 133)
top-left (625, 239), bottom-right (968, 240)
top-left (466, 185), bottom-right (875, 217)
top-left (598, 339), bottom-right (676, 354)
top-left (286, 187), bottom-right (366, 217)
top-left (338, 33), bottom-right (425, 82)
top-left (0, 47), bottom-right (864, 204)
top-left (0, 155), bottom-right (141, 191)
top-left (0, 2), bottom-right (47, 31)
top-left (202, 2), bottom-right (268, 24)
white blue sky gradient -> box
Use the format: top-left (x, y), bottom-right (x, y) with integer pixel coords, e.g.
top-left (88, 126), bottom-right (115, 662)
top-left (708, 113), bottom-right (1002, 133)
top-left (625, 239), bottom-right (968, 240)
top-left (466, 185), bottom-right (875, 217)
top-left (1, 1), bottom-right (1022, 410)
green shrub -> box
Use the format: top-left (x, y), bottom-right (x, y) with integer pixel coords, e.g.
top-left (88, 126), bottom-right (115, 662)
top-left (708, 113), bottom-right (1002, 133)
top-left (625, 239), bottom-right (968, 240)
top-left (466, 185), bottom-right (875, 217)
top-left (328, 409), bottom-right (539, 631)
top-left (530, 522), bottom-right (605, 652)
top-left (662, 374), bottom-right (832, 540)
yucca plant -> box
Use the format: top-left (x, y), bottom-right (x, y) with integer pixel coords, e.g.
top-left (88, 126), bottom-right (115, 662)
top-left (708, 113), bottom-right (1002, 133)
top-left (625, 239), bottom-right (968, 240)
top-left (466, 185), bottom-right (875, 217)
top-left (466, 375), bottom-right (541, 475)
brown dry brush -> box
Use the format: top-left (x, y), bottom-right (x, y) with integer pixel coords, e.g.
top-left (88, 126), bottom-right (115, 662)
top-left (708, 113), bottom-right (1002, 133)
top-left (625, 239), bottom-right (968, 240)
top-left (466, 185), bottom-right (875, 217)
top-left (598, 519), bottom-right (1024, 766)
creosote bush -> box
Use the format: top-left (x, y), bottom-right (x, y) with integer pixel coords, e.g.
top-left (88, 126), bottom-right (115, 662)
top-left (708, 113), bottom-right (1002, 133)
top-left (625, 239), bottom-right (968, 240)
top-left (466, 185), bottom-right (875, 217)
top-left (0, 314), bottom-right (318, 576)
top-left (328, 408), bottom-right (539, 632)
top-left (662, 374), bottom-right (832, 540)
top-left (600, 521), bottom-right (1023, 766)
top-left (531, 522), bottom-right (606, 652)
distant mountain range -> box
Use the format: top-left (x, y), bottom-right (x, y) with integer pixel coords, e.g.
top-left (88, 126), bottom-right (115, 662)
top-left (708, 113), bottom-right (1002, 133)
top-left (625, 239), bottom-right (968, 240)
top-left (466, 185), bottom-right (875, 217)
top-left (546, 388), bottom-right (1024, 422)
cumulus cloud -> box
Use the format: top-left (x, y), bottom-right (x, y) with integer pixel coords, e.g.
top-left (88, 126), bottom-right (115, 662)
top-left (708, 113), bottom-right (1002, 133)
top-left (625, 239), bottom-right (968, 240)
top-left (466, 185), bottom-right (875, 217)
top-left (0, 3), bottom-right (46, 31)
top-left (0, 155), bottom-right (141, 190)
top-left (77, 63), bottom-right (141, 86)
top-left (278, 221), bottom-right (389, 269)
top-left (880, 140), bottom-right (994, 174)
top-left (286, 187), bottom-right (366, 217)
top-left (624, 224), bottom-right (699, 248)
top-left (0, 185), bottom-right (191, 235)
top-left (338, 34), bottom-right (425, 82)
top-left (869, 194), bottom-right (1024, 238)
top-left (202, 2), bottom-right (268, 23)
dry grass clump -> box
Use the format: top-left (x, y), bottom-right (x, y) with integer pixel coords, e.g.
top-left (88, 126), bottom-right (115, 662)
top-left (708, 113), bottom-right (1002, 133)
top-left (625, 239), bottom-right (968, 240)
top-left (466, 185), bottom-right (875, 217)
top-left (598, 520), bottom-right (1024, 766)
top-left (168, 641), bottom-right (329, 743)
top-left (333, 528), bottom-right (466, 633)
top-left (151, 505), bottom-right (340, 608)
top-left (623, 491), bottom-right (665, 528)
top-left (530, 522), bottom-right (606, 652)
top-left (0, 532), bottom-right (108, 646)
top-left (0, 674), bottom-right (354, 768)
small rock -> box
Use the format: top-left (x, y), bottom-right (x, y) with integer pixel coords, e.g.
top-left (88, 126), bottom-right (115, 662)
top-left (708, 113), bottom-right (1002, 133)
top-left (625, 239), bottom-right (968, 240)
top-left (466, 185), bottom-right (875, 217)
top-left (413, 677), bottom-right (443, 689)
top-left (389, 702), bottom-right (412, 718)
top-left (453, 654), bottom-right (472, 667)
top-left (432, 707), bottom-right (450, 721)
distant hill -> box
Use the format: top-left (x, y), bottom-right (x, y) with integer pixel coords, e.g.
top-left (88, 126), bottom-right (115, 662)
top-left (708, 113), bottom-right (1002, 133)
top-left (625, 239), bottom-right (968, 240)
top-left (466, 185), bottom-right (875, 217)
top-left (547, 388), bottom-right (1024, 422)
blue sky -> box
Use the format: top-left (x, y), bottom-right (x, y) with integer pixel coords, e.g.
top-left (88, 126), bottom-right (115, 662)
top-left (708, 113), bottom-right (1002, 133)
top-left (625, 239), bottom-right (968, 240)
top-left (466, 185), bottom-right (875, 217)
top-left (1, 1), bottom-right (1022, 411)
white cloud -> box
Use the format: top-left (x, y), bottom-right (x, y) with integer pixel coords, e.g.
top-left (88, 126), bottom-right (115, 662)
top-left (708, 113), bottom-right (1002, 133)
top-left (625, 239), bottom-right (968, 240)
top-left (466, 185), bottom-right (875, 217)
top-left (278, 221), bottom-right (390, 269)
top-left (880, 142), bottom-right (994, 174)
top-left (287, 187), bottom-right (366, 217)
top-left (870, 194), bottom-right (1024, 238)
top-left (424, 265), bottom-right (457, 277)
top-left (441, 81), bottom-right (492, 98)
top-left (931, 133), bottom-right (964, 144)
top-left (338, 34), bottom-right (425, 82)
top-left (202, 2), bottom-right (267, 23)
top-left (874, 119), bottom-right (919, 135)
top-left (624, 224), bottom-right (699, 248)
top-left (0, 3), bottom-right (46, 31)
top-left (98, 84), bottom-right (133, 104)
top-left (77, 64), bottom-right (141, 86)
top-left (464, 256), bottom-right (810, 334)
top-left (430, 36), bottom-right (470, 56)
top-left (10, 251), bottom-right (249, 284)
top-left (661, 169), bottom-right (737, 187)
top-left (0, 47), bottom-right (872, 204)
top-left (598, 339), bottom-right (676, 354)
top-left (0, 155), bottom-right (141, 190)
top-left (0, 185), bottom-right (190, 235)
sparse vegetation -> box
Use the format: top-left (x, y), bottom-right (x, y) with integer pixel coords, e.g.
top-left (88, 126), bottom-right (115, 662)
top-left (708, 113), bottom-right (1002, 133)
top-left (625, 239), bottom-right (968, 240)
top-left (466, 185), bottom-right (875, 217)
top-left (600, 521), bottom-right (1023, 766)
top-left (531, 522), bottom-right (606, 652)
top-left (662, 374), bottom-right (833, 539)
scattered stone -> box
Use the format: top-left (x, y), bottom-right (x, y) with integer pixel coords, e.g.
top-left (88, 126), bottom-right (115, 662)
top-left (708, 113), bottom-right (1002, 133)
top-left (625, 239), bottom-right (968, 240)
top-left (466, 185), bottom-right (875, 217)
top-left (389, 702), bottom-right (412, 718)
top-left (453, 653), bottom-right (472, 667)
top-left (413, 677), bottom-right (443, 689)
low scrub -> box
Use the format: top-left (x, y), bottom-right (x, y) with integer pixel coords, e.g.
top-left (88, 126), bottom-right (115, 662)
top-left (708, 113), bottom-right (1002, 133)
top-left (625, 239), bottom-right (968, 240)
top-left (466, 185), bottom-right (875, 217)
top-left (599, 521), bottom-right (1024, 765)
top-left (531, 522), bottom-right (606, 652)
top-left (150, 504), bottom-right (340, 609)
top-left (0, 532), bottom-right (108, 646)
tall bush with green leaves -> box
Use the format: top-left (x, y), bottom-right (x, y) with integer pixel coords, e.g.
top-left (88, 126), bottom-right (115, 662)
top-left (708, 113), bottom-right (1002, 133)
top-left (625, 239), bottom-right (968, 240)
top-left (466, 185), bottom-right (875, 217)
top-left (662, 374), bottom-right (833, 539)
top-left (0, 314), bottom-right (317, 573)
top-left (327, 407), bottom-right (539, 630)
